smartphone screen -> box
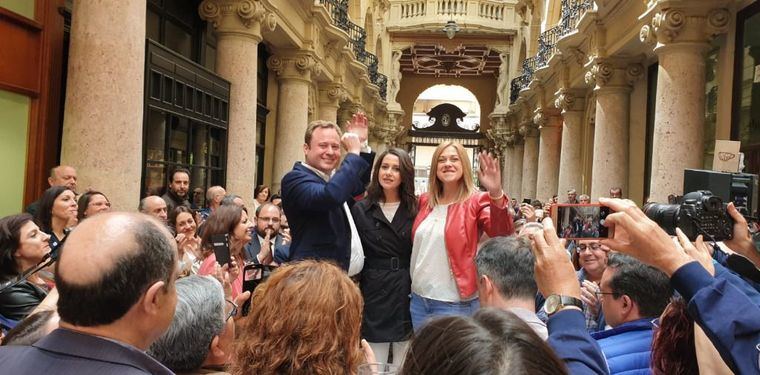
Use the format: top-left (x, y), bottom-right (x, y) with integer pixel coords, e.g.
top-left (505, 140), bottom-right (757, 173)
top-left (210, 233), bottom-right (230, 266)
top-left (551, 204), bottom-right (611, 239)
top-left (241, 263), bottom-right (278, 316)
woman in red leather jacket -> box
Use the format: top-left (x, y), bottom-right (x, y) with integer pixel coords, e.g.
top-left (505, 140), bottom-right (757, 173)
top-left (410, 141), bottom-right (514, 331)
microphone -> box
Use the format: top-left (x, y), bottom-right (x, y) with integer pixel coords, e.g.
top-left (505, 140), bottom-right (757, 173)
top-left (46, 227), bottom-right (71, 262)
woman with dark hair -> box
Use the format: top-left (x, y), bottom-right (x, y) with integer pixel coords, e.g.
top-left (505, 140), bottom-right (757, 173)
top-left (197, 205), bottom-right (253, 296)
top-left (35, 186), bottom-right (77, 249)
top-left (410, 142), bottom-right (513, 329)
top-left (0, 214), bottom-right (51, 322)
top-left (169, 206), bottom-right (201, 277)
top-left (253, 185), bottom-right (271, 211)
top-left (76, 191), bottom-right (111, 221)
top-left (231, 260), bottom-right (370, 374)
top-left (351, 148), bottom-right (416, 365)
top-left (401, 308), bottom-right (567, 374)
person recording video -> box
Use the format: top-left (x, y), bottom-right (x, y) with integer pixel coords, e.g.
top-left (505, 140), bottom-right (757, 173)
top-left (597, 198), bottom-right (760, 374)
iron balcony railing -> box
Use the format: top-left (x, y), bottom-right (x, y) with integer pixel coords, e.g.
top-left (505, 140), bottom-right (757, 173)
top-left (319, 0), bottom-right (387, 100)
top-left (509, 0), bottom-right (594, 104)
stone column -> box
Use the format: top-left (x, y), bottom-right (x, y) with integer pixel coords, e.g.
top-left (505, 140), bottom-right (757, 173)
top-left (555, 89), bottom-right (586, 198)
top-left (640, 1), bottom-right (730, 201)
top-left (318, 84), bottom-right (344, 123)
top-left (511, 140), bottom-right (525, 200)
top-left (585, 59), bottom-right (643, 200)
top-left (200, 0), bottom-right (276, 206)
top-left (520, 122), bottom-right (539, 200)
top-left (60, 0), bottom-right (146, 211)
top-left (268, 53), bottom-right (317, 192)
top-left (535, 110), bottom-right (562, 201)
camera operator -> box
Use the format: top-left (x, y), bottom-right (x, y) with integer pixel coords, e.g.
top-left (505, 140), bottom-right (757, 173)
top-left (599, 197), bottom-right (760, 374)
top-left (723, 202), bottom-right (760, 270)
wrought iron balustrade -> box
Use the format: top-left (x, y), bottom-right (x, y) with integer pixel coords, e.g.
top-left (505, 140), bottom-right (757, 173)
top-left (559, 0), bottom-right (594, 36)
top-left (536, 25), bottom-right (562, 67)
top-left (376, 74), bottom-right (388, 100)
top-left (320, 0), bottom-right (350, 32)
top-left (319, 0), bottom-right (385, 100)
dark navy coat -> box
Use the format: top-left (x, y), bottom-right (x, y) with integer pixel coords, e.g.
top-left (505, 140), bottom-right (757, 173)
top-left (281, 152), bottom-right (373, 270)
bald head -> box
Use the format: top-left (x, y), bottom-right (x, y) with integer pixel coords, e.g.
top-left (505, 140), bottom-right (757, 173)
top-left (49, 165), bottom-right (77, 191)
top-left (55, 212), bottom-right (177, 327)
top-left (206, 186), bottom-right (226, 208)
top-left (140, 196), bottom-right (168, 223)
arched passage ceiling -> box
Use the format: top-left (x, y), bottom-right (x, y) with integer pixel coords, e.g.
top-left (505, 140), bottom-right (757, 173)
top-left (400, 44), bottom-right (502, 78)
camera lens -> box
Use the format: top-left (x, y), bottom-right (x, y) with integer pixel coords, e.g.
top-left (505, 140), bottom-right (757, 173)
top-left (643, 203), bottom-right (680, 236)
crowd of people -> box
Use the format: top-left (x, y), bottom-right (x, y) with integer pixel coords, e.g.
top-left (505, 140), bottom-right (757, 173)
top-left (0, 112), bottom-right (759, 374)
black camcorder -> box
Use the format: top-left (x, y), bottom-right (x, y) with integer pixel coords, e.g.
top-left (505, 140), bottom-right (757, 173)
top-left (644, 190), bottom-right (734, 241)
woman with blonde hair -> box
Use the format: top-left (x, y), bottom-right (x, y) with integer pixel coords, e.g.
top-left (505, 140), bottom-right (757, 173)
top-left (230, 260), bottom-right (371, 374)
top-left (410, 141), bottom-right (514, 330)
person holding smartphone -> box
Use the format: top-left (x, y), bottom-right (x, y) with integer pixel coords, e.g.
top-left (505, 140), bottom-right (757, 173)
top-left (351, 148), bottom-right (417, 365)
top-left (198, 205), bottom-right (253, 297)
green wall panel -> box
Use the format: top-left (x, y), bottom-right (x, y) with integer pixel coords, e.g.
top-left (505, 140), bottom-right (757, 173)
top-left (0, 90), bottom-right (30, 216)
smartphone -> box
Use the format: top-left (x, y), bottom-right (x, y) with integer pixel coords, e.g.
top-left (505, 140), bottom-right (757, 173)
top-left (241, 263), bottom-right (278, 316)
top-left (550, 203), bottom-right (612, 240)
top-left (522, 198), bottom-right (532, 205)
top-left (210, 233), bottom-right (231, 266)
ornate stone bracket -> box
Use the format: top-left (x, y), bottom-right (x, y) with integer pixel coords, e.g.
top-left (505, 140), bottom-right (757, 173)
top-left (199, 0), bottom-right (277, 41)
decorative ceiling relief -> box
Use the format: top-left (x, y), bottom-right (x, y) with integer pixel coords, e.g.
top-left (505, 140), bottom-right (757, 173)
top-left (400, 44), bottom-right (502, 77)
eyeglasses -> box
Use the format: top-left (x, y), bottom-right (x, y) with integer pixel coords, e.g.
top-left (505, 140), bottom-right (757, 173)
top-left (593, 291), bottom-right (618, 300)
top-left (225, 299), bottom-right (238, 322)
top-left (576, 243), bottom-right (602, 252)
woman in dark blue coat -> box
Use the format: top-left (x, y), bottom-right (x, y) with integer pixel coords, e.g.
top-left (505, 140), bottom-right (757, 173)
top-left (351, 148), bottom-right (417, 366)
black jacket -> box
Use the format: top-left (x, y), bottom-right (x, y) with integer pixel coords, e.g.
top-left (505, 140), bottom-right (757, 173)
top-left (0, 280), bottom-right (47, 322)
top-left (243, 234), bottom-right (290, 264)
top-left (351, 199), bottom-right (413, 342)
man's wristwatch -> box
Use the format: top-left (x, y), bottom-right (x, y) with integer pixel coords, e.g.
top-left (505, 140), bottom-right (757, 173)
top-left (544, 294), bottom-right (583, 316)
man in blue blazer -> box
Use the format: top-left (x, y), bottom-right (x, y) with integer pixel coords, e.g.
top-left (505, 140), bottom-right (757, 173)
top-left (281, 114), bottom-right (374, 275)
top-left (244, 202), bottom-right (290, 264)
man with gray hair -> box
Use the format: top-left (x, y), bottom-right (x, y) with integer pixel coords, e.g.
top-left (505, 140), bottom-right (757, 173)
top-left (139, 196), bottom-right (168, 224)
top-left (199, 186), bottom-right (226, 222)
top-left (475, 236), bottom-right (548, 339)
top-left (148, 275), bottom-right (236, 374)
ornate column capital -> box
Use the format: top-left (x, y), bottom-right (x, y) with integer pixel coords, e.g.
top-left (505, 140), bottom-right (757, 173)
top-left (519, 120), bottom-right (538, 138)
top-left (199, 0), bottom-right (277, 41)
top-left (318, 84), bottom-right (347, 107)
top-left (640, 1), bottom-right (730, 50)
top-left (267, 53), bottom-right (320, 82)
top-left (585, 58), bottom-right (644, 91)
top-left (554, 89), bottom-right (586, 113)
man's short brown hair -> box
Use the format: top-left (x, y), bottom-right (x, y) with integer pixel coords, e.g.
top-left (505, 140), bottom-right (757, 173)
top-left (304, 120), bottom-right (342, 146)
